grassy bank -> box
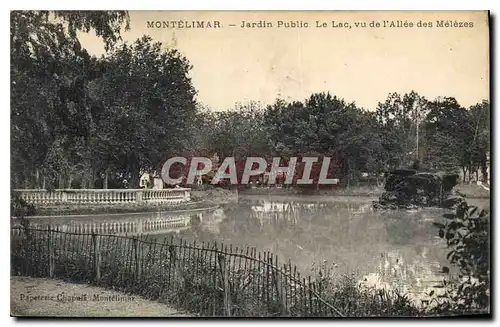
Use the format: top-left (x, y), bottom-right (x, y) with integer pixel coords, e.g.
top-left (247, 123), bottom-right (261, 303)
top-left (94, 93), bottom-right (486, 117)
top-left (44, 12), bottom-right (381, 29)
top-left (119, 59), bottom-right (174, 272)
top-left (190, 187), bottom-right (239, 204)
top-left (239, 186), bottom-right (384, 198)
top-left (241, 183), bottom-right (490, 200)
top-left (455, 183), bottom-right (490, 199)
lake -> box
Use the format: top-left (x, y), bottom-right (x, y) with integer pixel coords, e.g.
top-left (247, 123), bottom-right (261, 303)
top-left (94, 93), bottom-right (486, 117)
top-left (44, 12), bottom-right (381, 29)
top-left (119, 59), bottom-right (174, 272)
top-left (156, 195), bottom-right (489, 305)
top-left (20, 194), bottom-right (489, 306)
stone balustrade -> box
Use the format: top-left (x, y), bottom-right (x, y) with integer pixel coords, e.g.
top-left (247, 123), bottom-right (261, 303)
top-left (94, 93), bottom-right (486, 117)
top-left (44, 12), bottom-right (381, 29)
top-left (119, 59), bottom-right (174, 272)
top-left (14, 188), bottom-right (191, 206)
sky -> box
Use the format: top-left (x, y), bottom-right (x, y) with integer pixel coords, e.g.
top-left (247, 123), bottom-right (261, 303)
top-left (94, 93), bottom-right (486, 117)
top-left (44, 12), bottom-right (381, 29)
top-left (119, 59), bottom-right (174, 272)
top-left (78, 11), bottom-right (490, 111)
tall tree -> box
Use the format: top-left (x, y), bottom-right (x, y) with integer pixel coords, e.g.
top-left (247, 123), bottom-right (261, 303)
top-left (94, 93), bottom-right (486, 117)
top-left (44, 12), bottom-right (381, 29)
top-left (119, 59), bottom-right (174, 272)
top-left (264, 93), bottom-right (385, 186)
top-left (11, 10), bottom-right (130, 189)
top-left (89, 36), bottom-right (197, 188)
top-left (424, 97), bottom-right (469, 177)
top-left (376, 91), bottom-right (429, 170)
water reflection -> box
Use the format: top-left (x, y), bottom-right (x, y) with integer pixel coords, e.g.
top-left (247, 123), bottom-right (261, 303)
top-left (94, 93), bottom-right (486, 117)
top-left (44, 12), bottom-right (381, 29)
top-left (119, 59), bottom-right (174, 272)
top-left (361, 249), bottom-right (448, 306)
top-left (180, 198), bottom-right (453, 304)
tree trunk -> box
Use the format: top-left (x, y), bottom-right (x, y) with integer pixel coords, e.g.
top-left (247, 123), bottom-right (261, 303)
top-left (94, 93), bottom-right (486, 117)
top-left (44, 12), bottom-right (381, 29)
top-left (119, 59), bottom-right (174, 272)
top-left (35, 168), bottom-right (40, 189)
top-left (481, 162), bottom-right (488, 183)
top-left (88, 169), bottom-right (94, 189)
top-left (129, 162), bottom-right (140, 188)
top-left (13, 174), bottom-right (18, 190)
top-left (103, 170), bottom-right (108, 189)
top-left (58, 174), bottom-right (64, 189)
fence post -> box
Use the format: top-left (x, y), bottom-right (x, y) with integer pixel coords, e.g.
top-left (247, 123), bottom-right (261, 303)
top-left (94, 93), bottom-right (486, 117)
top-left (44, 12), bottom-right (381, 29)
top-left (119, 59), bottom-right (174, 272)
top-left (274, 269), bottom-right (286, 315)
top-left (92, 233), bottom-right (101, 283)
top-left (217, 254), bottom-right (231, 317)
top-left (308, 276), bottom-right (313, 316)
top-left (47, 226), bottom-right (54, 278)
top-left (134, 238), bottom-right (141, 281)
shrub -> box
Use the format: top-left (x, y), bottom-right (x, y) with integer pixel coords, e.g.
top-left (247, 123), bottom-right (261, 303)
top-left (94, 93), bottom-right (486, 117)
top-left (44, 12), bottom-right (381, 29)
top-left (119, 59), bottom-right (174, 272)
top-left (432, 198), bottom-right (490, 314)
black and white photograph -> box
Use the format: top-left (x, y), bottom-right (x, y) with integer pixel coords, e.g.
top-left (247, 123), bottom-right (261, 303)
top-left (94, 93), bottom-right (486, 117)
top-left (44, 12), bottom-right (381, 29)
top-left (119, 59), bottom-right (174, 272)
top-left (10, 10), bottom-right (490, 318)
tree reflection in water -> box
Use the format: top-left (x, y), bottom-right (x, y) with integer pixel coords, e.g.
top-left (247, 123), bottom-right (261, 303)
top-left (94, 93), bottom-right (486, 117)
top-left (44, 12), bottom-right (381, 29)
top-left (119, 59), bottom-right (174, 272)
top-left (151, 198), bottom-right (453, 305)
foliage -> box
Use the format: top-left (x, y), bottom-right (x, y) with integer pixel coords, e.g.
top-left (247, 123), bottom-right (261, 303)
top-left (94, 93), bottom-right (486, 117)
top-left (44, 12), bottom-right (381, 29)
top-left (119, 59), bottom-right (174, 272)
top-left (11, 193), bottom-right (36, 219)
top-left (263, 93), bottom-right (385, 186)
top-left (424, 98), bottom-right (490, 180)
top-left (11, 11), bottom-right (129, 189)
top-left (11, 11), bottom-right (198, 189)
top-left (11, 11), bottom-right (490, 190)
top-left (432, 199), bottom-right (490, 314)
top-left (89, 36), bottom-right (197, 187)
top-left (376, 91), bottom-right (428, 169)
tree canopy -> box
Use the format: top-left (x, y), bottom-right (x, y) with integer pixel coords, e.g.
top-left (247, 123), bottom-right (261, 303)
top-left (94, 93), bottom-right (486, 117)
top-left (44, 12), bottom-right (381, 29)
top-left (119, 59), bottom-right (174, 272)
top-left (11, 11), bottom-right (490, 189)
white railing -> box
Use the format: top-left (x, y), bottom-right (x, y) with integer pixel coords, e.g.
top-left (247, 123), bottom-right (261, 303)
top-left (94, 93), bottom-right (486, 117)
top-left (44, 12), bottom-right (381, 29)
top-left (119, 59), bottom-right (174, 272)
top-left (13, 188), bottom-right (191, 206)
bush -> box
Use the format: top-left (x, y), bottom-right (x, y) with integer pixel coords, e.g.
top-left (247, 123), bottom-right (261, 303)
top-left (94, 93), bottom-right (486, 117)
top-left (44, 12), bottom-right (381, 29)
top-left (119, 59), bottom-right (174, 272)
top-left (11, 192), bottom-right (36, 219)
top-left (432, 198), bottom-right (490, 314)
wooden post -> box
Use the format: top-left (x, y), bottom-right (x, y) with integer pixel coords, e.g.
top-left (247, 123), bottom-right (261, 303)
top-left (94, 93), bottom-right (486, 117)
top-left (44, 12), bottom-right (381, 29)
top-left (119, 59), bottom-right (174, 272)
top-left (274, 269), bottom-right (286, 315)
top-left (92, 233), bottom-right (101, 282)
top-left (134, 238), bottom-right (141, 281)
top-left (218, 254), bottom-right (231, 317)
top-left (308, 276), bottom-right (313, 316)
top-left (174, 243), bottom-right (184, 308)
top-left (47, 226), bottom-right (54, 278)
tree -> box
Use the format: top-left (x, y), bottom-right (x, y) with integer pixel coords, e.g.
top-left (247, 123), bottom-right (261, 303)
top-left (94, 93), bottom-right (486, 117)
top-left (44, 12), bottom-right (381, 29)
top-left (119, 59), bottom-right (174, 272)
top-left (11, 11), bottom-right (130, 189)
top-left (376, 91), bottom-right (429, 170)
top-left (89, 36), bottom-right (197, 188)
top-left (264, 93), bottom-right (385, 186)
top-left (465, 101), bottom-right (490, 182)
top-left (424, 97), bottom-right (470, 179)
top-left (206, 101), bottom-right (270, 158)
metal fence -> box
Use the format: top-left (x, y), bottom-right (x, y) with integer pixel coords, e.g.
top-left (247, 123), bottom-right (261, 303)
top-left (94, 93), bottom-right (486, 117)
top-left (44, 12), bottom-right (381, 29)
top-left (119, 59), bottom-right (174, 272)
top-left (11, 226), bottom-right (343, 317)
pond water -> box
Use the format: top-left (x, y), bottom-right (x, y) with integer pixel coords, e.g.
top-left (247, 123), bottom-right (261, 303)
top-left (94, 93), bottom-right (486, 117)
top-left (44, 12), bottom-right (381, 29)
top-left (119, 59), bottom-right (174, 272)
top-left (157, 195), bottom-right (489, 305)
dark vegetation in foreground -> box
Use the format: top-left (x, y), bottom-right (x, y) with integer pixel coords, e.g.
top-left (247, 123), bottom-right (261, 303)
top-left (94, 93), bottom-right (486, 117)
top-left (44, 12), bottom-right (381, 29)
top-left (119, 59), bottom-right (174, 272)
top-left (11, 195), bottom-right (489, 317)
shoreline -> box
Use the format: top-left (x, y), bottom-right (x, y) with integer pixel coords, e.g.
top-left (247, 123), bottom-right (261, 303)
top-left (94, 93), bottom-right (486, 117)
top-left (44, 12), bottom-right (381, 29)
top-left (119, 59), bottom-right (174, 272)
top-left (238, 184), bottom-right (490, 200)
top-left (239, 194), bottom-right (379, 203)
top-left (15, 200), bottom-right (218, 218)
top-left (15, 185), bottom-right (488, 218)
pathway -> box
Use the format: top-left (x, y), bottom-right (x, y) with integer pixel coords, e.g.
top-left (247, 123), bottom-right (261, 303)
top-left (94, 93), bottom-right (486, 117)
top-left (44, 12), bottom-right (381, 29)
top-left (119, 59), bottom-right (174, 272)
top-left (11, 276), bottom-right (191, 317)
